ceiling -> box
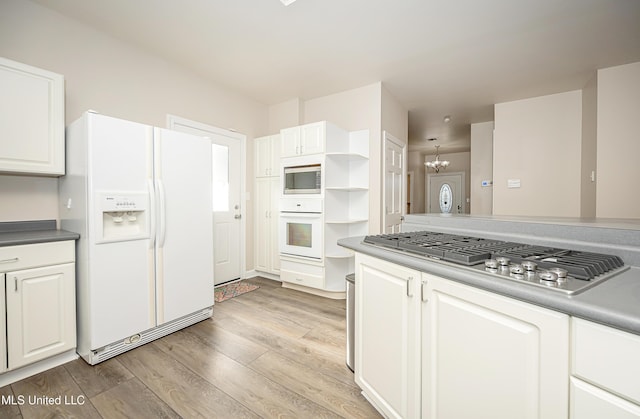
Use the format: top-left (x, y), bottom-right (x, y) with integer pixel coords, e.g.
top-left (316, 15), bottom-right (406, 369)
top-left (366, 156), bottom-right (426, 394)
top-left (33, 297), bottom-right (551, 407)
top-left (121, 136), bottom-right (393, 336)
top-left (32, 0), bottom-right (640, 154)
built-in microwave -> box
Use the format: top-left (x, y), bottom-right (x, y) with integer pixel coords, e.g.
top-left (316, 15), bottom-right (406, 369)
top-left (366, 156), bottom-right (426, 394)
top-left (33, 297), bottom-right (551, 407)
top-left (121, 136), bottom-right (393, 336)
top-left (283, 163), bottom-right (322, 195)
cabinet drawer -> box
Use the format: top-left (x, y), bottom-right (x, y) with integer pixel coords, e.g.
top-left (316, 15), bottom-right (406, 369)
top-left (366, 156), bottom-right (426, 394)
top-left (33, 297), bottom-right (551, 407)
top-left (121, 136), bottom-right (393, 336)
top-left (571, 377), bottom-right (640, 419)
top-left (281, 269), bottom-right (324, 289)
top-left (0, 241), bottom-right (75, 272)
top-left (572, 318), bottom-right (640, 404)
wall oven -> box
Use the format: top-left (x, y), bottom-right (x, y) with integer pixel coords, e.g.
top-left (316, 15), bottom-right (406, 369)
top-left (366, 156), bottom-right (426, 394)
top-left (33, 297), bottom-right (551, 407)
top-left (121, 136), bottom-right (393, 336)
top-left (279, 199), bottom-right (323, 260)
top-left (282, 156), bottom-right (322, 195)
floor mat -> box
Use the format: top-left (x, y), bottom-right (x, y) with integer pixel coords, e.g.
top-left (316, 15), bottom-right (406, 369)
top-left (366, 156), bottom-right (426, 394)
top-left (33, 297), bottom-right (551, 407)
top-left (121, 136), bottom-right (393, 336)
top-left (214, 281), bottom-right (259, 303)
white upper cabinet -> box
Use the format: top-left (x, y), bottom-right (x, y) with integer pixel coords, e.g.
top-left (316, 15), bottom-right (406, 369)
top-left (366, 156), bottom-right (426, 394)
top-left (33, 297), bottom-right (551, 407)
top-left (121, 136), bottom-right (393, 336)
top-left (0, 57), bottom-right (65, 176)
top-left (255, 134), bottom-right (281, 177)
top-left (281, 121), bottom-right (326, 157)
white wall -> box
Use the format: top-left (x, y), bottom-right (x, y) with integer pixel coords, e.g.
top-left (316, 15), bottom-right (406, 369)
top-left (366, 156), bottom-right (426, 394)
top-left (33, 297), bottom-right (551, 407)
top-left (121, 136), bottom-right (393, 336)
top-left (596, 61), bottom-right (640, 219)
top-left (0, 0), bottom-right (268, 271)
top-left (268, 98), bottom-right (302, 135)
top-left (470, 121), bottom-right (494, 215)
top-left (493, 90), bottom-right (583, 217)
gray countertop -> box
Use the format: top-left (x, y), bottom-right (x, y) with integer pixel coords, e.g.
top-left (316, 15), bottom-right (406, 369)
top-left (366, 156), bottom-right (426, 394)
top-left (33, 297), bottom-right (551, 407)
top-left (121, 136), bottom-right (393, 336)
top-left (0, 220), bottom-right (80, 247)
top-left (339, 216), bottom-right (640, 336)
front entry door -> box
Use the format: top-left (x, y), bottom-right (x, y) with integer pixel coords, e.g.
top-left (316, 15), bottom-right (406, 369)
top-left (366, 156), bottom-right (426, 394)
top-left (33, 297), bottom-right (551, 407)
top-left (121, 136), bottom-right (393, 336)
top-left (427, 173), bottom-right (464, 214)
top-left (167, 116), bottom-right (244, 285)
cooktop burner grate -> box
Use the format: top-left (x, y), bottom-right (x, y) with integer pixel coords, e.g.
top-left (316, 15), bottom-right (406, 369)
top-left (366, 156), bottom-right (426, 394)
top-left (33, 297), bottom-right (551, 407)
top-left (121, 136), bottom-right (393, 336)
top-left (362, 231), bottom-right (628, 294)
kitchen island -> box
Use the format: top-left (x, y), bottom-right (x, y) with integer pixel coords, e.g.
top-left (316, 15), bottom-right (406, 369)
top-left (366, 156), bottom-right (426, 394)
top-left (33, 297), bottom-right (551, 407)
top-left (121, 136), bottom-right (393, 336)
top-left (339, 214), bottom-right (640, 419)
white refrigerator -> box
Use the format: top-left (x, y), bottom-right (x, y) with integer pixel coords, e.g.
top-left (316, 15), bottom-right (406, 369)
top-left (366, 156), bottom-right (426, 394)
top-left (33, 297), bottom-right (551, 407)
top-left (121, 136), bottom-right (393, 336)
top-left (59, 111), bottom-right (214, 364)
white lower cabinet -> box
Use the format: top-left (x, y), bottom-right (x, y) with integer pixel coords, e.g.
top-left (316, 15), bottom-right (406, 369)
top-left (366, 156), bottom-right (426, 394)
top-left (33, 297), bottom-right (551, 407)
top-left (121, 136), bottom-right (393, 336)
top-left (355, 253), bottom-right (421, 419)
top-left (6, 263), bottom-right (76, 369)
top-left (280, 257), bottom-right (324, 289)
top-left (354, 252), bottom-right (570, 419)
top-left (571, 318), bottom-right (640, 418)
top-left (0, 241), bottom-right (76, 373)
top-left (423, 274), bottom-right (569, 419)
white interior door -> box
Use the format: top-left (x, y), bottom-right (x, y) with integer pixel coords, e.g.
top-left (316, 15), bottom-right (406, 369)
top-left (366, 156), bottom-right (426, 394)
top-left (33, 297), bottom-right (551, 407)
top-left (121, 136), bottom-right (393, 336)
top-left (166, 116), bottom-right (244, 286)
top-left (427, 173), bottom-right (464, 214)
top-left (383, 132), bottom-right (406, 233)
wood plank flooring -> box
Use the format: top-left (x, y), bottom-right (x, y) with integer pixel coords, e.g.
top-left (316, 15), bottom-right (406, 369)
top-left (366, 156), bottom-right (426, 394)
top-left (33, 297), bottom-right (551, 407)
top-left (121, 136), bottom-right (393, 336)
top-left (0, 277), bottom-right (381, 418)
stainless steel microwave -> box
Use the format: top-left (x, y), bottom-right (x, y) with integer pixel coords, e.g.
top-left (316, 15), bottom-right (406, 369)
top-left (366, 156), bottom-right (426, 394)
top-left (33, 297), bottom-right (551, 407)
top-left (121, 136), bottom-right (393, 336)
top-left (283, 164), bottom-right (321, 194)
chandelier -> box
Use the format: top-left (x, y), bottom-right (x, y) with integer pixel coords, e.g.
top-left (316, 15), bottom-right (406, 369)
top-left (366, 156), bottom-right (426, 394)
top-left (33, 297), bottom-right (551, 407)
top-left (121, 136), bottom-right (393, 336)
top-left (425, 145), bottom-right (450, 173)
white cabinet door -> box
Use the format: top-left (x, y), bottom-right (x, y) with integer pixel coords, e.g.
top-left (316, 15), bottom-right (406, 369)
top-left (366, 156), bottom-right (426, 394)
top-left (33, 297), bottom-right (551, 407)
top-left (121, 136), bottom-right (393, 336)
top-left (6, 263), bottom-right (76, 369)
top-left (300, 122), bottom-right (325, 155)
top-left (255, 177), bottom-right (272, 273)
top-left (270, 135), bottom-right (281, 177)
top-left (255, 135), bottom-right (280, 177)
top-left (255, 136), bottom-right (272, 177)
top-left (355, 253), bottom-right (421, 419)
top-left (281, 127), bottom-right (300, 157)
top-left (281, 123), bottom-right (325, 157)
top-left (254, 177), bottom-right (280, 275)
top-left (0, 57), bottom-right (65, 176)
top-left (423, 274), bottom-right (569, 419)
top-left (270, 177), bottom-right (280, 274)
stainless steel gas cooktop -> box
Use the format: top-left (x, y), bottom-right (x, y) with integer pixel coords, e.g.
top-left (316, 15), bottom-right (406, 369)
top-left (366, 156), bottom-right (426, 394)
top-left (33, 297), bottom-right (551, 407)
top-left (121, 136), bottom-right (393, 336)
top-left (363, 231), bottom-right (628, 294)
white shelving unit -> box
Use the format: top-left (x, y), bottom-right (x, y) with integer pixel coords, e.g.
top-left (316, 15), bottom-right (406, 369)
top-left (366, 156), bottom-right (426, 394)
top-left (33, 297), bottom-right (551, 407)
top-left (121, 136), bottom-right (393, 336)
top-left (322, 129), bottom-right (369, 293)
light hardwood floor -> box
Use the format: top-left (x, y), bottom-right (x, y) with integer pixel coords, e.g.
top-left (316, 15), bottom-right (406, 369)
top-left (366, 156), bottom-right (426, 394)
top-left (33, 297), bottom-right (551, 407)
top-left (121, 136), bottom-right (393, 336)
top-left (0, 277), bottom-right (381, 418)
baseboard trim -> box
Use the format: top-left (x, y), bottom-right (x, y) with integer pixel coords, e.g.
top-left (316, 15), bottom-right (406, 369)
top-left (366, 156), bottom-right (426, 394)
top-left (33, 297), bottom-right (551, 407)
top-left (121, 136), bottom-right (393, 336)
top-left (281, 281), bottom-right (346, 299)
top-left (0, 350), bottom-right (79, 387)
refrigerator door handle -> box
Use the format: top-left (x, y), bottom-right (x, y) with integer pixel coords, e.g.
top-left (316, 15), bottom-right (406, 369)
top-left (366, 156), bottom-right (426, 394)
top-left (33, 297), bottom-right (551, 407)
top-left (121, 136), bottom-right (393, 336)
top-left (157, 179), bottom-right (167, 248)
top-left (148, 179), bottom-right (156, 248)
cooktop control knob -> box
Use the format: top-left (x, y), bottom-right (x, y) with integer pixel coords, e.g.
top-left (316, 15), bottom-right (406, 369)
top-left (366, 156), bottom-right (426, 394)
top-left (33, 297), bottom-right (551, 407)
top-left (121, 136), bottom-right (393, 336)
top-left (521, 261), bottom-right (538, 272)
top-left (495, 257), bottom-right (510, 267)
top-left (485, 259), bottom-right (499, 269)
top-left (538, 271), bottom-right (559, 282)
top-left (509, 264), bottom-right (524, 275)
top-left (548, 268), bottom-right (568, 282)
